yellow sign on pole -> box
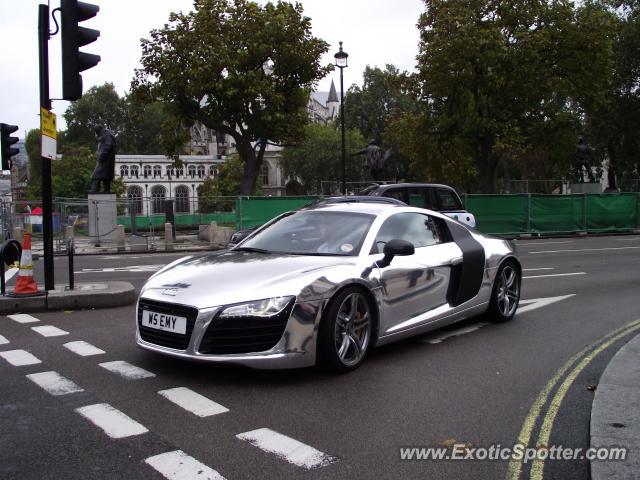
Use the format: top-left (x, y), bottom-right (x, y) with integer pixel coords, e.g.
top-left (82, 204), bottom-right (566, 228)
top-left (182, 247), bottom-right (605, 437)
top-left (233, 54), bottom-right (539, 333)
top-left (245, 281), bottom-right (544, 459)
top-left (40, 108), bottom-right (57, 160)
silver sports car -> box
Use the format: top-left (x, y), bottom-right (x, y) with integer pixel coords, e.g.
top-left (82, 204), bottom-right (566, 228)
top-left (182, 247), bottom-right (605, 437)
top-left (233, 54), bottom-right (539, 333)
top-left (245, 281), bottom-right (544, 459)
top-left (136, 199), bottom-right (521, 372)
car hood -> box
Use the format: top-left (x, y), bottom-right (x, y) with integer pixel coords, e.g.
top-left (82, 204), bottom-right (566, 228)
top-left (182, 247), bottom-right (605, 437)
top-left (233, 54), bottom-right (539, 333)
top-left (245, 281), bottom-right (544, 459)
top-left (141, 250), bottom-right (357, 309)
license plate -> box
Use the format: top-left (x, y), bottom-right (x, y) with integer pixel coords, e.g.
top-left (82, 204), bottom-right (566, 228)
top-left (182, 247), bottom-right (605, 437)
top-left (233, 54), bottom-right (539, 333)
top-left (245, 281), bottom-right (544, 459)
top-left (141, 310), bottom-right (187, 335)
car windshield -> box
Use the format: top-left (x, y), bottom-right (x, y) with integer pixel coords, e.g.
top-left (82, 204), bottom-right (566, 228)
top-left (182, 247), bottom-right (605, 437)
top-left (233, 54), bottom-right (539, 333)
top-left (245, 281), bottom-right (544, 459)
top-left (238, 210), bottom-right (375, 256)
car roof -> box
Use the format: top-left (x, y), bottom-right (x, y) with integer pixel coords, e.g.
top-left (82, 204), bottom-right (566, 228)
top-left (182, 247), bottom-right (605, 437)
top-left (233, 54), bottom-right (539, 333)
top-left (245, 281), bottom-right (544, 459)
top-left (369, 183), bottom-right (457, 191)
top-left (302, 200), bottom-right (444, 218)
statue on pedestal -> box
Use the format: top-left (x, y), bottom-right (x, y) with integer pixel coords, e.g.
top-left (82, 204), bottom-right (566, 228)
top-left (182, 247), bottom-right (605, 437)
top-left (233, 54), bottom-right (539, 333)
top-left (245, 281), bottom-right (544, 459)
top-left (352, 140), bottom-right (391, 181)
top-left (89, 125), bottom-right (116, 193)
top-left (574, 137), bottom-right (595, 183)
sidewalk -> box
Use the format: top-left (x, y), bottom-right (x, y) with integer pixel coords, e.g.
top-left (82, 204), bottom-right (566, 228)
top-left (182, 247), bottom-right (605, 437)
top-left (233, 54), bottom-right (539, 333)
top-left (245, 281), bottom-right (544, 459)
top-left (590, 333), bottom-right (640, 479)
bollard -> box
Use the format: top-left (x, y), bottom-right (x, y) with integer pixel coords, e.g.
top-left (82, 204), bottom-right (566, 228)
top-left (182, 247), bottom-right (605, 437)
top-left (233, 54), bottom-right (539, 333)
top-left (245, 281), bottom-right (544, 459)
top-left (67, 238), bottom-right (74, 290)
top-left (116, 224), bottom-right (126, 252)
top-left (209, 221), bottom-right (217, 246)
top-left (164, 222), bottom-right (174, 251)
top-left (64, 225), bottom-right (74, 242)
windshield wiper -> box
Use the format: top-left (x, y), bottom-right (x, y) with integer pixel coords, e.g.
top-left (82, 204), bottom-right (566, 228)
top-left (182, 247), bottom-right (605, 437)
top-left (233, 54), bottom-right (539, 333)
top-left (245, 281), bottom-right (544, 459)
top-left (233, 247), bottom-right (272, 254)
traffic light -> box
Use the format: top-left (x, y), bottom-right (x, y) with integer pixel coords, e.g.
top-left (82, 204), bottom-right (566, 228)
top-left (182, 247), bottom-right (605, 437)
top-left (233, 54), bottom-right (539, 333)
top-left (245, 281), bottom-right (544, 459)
top-left (0, 123), bottom-right (19, 171)
top-left (61, 0), bottom-right (100, 101)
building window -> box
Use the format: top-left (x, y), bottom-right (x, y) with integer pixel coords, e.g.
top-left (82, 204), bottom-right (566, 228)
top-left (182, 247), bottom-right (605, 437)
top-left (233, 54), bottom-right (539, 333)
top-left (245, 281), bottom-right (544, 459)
top-left (151, 185), bottom-right (166, 214)
top-left (197, 165), bottom-right (205, 178)
top-left (130, 165), bottom-right (139, 178)
top-left (175, 185), bottom-right (189, 213)
top-left (176, 166), bottom-right (183, 178)
top-left (261, 163), bottom-right (269, 186)
top-left (209, 165), bottom-right (216, 177)
top-left (153, 165), bottom-right (162, 178)
top-left (166, 166), bottom-right (174, 179)
top-left (143, 165), bottom-right (151, 178)
top-left (120, 165), bottom-right (129, 178)
top-left (188, 165), bottom-right (196, 178)
top-left (127, 185), bottom-right (143, 214)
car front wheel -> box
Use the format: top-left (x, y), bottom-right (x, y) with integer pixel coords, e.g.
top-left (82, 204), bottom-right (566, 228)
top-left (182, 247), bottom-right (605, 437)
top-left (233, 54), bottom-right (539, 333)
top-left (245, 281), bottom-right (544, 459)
top-left (487, 260), bottom-right (521, 322)
top-left (318, 287), bottom-right (373, 373)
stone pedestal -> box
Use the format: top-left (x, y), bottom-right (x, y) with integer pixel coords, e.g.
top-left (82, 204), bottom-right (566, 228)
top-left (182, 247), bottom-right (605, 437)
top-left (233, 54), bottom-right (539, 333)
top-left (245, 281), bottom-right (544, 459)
top-left (88, 193), bottom-right (117, 245)
top-left (570, 182), bottom-right (603, 194)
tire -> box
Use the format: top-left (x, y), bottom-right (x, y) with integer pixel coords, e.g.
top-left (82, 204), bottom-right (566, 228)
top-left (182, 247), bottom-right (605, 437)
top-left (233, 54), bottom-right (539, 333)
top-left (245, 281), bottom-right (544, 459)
top-left (318, 286), bottom-right (374, 373)
top-left (486, 260), bottom-right (521, 322)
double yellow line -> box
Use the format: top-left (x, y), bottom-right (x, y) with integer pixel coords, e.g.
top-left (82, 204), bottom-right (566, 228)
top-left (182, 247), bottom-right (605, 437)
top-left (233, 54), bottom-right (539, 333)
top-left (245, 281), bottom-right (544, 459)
top-left (506, 319), bottom-right (640, 480)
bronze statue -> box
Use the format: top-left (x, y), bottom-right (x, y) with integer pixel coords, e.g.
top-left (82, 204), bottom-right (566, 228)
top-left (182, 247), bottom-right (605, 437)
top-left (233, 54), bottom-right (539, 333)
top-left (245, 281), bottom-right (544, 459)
top-left (89, 125), bottom-right (116, 193)
top-left (352, 140), bottom-right (391, 181)
top-left (574, 137), bottom-right (595, 183)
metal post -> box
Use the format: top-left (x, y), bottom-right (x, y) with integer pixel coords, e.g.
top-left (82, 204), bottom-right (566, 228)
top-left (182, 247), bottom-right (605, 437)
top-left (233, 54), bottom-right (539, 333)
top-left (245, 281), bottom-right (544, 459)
top-left (339, 67), bottom-right (346, 195)
top-left (39, 4), bottom-right (54, 290)
top-left (67, 238), bottom-right (74, 290)
top-left (0, 249), bottom-right (5, 296)
top-left (582, 193), bottom-right (588, 232)
top-left (527, 193), bottom-right (532, 233)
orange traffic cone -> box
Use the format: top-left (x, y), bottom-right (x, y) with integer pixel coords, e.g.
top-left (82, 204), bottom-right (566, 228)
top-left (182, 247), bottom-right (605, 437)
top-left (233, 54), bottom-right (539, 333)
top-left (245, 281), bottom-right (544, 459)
top-left (12, 232), bottom-right (41, 296)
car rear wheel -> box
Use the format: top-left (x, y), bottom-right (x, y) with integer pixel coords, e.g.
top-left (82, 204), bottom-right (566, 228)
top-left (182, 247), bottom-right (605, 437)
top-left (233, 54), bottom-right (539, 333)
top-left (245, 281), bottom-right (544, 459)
top-left (318, 287), bottom-right (373, 372)
top-left (487, 260), bottom-right (520, 322)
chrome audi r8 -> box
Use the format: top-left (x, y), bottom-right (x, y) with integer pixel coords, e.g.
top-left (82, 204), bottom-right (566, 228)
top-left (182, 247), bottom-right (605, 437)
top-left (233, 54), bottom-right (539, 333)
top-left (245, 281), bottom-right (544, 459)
top-left (136, 200), bottom-right (521, 372)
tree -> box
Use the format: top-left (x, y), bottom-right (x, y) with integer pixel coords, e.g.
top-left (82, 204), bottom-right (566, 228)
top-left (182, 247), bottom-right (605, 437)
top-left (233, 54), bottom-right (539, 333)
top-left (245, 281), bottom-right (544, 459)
top-left (132, 0), bottom-right (331, 195)
top-left (280, 123), bottom-right (365, 194)
top-left (197, 154), bottom-right (262, 211)
top-left (415, 0), bottom-right (616, 192)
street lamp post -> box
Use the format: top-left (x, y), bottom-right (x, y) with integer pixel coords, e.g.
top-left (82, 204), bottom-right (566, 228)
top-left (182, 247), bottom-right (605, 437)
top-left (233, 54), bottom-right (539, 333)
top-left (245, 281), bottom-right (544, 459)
top-left (334, 41), bottom-right (348, 195)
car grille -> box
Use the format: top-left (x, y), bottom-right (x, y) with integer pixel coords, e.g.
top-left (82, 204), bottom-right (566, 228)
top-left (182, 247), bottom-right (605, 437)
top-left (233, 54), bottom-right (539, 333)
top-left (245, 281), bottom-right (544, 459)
top-left (198, 301), bottom-right (294, 355)
top-left (138, 299), bottom-right (199, 350)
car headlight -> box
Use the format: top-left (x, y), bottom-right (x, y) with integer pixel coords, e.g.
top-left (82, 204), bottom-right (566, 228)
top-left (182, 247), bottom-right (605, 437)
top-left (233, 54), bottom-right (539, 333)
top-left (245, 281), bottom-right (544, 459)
top-left (219, 296), bottom-right (295, 318)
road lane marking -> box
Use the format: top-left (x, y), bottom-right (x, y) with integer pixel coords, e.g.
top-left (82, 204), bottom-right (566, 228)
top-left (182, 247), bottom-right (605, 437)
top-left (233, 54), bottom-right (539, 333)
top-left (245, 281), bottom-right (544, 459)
top-left (0, 349), bottom-right (42, 366)
top-left (31, 325), bottom-right (69, 337)
top-left (506, 319), bottom-right (640, 480)
top-left (522, 272), bottom-right (585, 280)
top-left (517, 241), bottom-right (574, 246)
top-left (26, 371), bottom-right (83, 396)
top-left (0, 334), bottom-right (8, 345)
top-left (237, 428), bottom-right (338, 469)
top-left (527, 246), bottom-right (640, 254)
top-left (522, 268), bottom-right (554, 271)
top-left (99, 360), bottom-right (155, 379)
top-left (76, 264), bottom-right (165, 274)
top-left (63, 341), bottom-right (105, 356)
top-left (613, 237), bottom-right (640, 241)
top-left (419, 323), bottom-right (490, 344)
top-left (158, 387), bottom-right (229, 417)
top-left (75, 403), bottom-right (148, 439)
top-left (516, 295), bottom-right (575, 315)
top-left (145, 450), bottom-right (226, 480)
top-left (529, 322), bottom-right (640, 480)
top-left (8, 314), bottom-right (40, 324)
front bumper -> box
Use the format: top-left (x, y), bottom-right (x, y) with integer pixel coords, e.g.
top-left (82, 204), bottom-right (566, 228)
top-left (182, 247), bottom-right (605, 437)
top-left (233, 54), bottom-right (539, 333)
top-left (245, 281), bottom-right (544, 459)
top-left (135, 300), bottom-right (322, 369)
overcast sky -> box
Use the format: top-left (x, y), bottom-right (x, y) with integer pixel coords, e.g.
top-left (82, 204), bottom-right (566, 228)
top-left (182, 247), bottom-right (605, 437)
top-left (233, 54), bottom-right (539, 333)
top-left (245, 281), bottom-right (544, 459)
top-left (1, 0), bottom-right (424, 137)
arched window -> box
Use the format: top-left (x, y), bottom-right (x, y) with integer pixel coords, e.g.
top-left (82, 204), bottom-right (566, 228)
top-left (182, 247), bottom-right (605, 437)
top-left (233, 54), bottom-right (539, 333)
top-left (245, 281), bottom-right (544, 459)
top-left (120, 165), bottom-right (129, 178)
top-left (175, 185), bottom-right (190, 213)
top-left (209, 165), bottom-right (216, 177)
top-left (176, 166), bottom-right (183, 178)
top-left (130, 165), bottom-right (139, 178)
top-left (166, 165), bottom-right (174, 178)
top-left (143, 165), bottom-right (151, 178)
top-left (151, 185), bottom-right (166, 214)
top-left (188, 165), bottom-right (196, 178)
top-left (261, 163), bottom-right (269, 186)
top-left (197, 165), bottom-right (205, 178)
top-left (127, 186), bottom-right (143, 214)
top-left (153, 165), bottom-right (162, 178)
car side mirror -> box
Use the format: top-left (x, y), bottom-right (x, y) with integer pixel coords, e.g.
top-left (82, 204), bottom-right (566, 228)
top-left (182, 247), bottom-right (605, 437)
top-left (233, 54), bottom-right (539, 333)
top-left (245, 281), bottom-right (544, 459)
top-left (379, 239), bottom-right (415, 267)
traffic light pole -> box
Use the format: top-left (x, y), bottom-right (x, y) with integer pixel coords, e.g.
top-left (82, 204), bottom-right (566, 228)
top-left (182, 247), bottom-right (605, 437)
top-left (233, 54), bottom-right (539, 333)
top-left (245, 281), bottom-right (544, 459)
top-left (38, 4), bottom-right (55, 291)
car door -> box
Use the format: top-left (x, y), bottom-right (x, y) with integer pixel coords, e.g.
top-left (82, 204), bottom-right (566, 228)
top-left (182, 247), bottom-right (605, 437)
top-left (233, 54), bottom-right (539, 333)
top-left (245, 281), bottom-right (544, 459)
top-left (373, 212), bottom-right (463, 334)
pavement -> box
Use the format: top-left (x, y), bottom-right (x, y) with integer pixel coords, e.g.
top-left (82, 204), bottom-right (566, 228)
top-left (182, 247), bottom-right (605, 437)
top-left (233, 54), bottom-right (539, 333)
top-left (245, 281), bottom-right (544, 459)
top-left (590, 333), bottom-right (640, 480)
top-left (2, 232), bottom-right (639, 478)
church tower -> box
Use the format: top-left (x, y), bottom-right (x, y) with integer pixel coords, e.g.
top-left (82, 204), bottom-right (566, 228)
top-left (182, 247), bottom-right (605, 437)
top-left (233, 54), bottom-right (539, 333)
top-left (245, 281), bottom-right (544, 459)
top-left (327, 79), bottom-right (339, 119)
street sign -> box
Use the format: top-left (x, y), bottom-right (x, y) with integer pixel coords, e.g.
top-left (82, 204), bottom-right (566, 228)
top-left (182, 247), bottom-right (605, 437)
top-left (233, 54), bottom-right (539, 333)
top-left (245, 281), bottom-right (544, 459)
top-left (40, 107), bottom-right (57, 159)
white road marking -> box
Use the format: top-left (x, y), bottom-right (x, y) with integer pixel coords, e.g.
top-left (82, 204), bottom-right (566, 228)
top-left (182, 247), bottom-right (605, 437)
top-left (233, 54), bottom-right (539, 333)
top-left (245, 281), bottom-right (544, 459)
top-left (614, 237), bottom-right (640, 241)
top-left (237, 428), bottom-right (338, 469)
top-left (99, 360), bottom-right (155, 379)
top-left (516, 240), bottom-right (574, 246)
top-left (26, 371), bottom-right (83, 396)
top-left (158, 387), bottom-right (229, 417)
top-left (76, 264), bottom-right (165, 274)
top-left (63, 341), bottom-right (105, 356)
top-left (522, 268), bottom-right (554, 271)
top-left (145, 450), bottom-right (226, 480)
top-left (31, 325), bottom-right (69, 337)
top-left (523, 272), bottom-right (586, 279)
top-left (517, 294), bottom-right (575, 314)
top-left (528, 246), bottom-right (640, 254)
top-left (75, 403), bottom-right (148, 439)
top-left (8, 314), bottom-right (40, 324)
top-left (0, 334), bottom-right (8, 345)
top-left (0, 349), bottom-right (41, 366)
top-left (420, 323), bottom-right (490, 344)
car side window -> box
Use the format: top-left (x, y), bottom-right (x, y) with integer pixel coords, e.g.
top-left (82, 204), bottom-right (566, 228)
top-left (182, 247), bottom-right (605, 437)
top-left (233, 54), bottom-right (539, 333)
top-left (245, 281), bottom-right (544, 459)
top-left (373, 213), bottom-right (443, 253)
top-left (436, 188), bottom-right (462, 210)
top-left (407, 187), bottom-right (437, 209)
top-left (382, 187), bottom-right (407, 203)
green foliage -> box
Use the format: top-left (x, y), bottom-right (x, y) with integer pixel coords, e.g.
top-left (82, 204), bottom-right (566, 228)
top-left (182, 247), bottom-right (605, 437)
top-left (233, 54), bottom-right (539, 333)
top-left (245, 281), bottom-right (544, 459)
top-left (280, 123), bottom-right (365, 194)
top-left (50, 145), bottom-right (95, 199)
top-left (132, 0), bottom-right (331, 194)
top-left (197, 154), bottom-right (261, 211)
